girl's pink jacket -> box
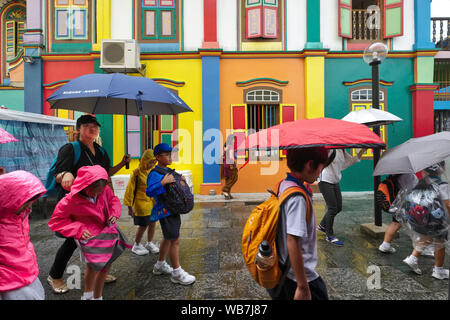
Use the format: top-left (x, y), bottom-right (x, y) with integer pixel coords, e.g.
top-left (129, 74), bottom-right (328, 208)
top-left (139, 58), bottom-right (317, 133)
top-left (0, 171), bottom-right (47, 292)
top-left (48, 165), bottom-right (121, 241)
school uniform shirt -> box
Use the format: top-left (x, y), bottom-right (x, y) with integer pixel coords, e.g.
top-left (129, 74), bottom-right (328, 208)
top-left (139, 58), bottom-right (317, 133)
top-left (276, 175), bottom-right (319, 283)
top-left (54, 141), bottom-right (111, 201)
top-left (318, 149), bottom-right (360, 184)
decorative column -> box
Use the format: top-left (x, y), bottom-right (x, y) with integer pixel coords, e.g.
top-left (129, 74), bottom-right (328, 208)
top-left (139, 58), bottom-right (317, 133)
top-left (411, 0), bottom-right (438, 137)
top-left (200, 50), bottom-right (221, 194)
top-left (202, 0), bottom-right (219, 49)
top-left (305, 0), bottom-right (322, 49)
top-left (410, 84), bottom-right (439, 137)
top-left (24, 0), bottom-right (44, 114)
top-left (304, 50), bottom-right (327, 119)
top-left (93, 0), bottom-right (111, 52)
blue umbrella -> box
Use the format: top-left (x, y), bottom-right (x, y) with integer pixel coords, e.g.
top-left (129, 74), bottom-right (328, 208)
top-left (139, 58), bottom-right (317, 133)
top-left (47, 73), bottom-right (193, 168)
top-left (47, 73), bottom-right (193, 116)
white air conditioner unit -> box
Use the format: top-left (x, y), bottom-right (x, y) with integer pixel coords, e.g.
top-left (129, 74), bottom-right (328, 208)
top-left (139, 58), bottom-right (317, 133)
top-left (100, 39), bottom-right (141, 73)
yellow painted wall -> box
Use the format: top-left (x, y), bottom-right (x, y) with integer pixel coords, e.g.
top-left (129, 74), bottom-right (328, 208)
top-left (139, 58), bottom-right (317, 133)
top-left (304, 56), bottom-right (325, 118)
top-left (113, 59), bottom-right (203, 194)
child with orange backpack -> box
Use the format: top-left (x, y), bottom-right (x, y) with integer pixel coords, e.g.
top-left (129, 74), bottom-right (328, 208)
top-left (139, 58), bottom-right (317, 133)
top-left (243, 147), bottom-right (330, 300)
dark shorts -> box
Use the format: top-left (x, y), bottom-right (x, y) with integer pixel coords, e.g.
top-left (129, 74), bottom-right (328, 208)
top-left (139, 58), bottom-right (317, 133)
top-left (159, 213), bottom-right (181, 240)
top-left (268, 276), bottom-right (329, 300)
top-left (133, 215), bottom-right (152, 227)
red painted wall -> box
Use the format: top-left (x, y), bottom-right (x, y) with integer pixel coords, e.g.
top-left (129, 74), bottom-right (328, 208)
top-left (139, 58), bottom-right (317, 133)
top-left (43, 60), bottom-right (94, 115)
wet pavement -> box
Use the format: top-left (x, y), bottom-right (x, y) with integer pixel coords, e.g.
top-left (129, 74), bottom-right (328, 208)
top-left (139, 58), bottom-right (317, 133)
top-left (29, 194), bottom-right (449, 300)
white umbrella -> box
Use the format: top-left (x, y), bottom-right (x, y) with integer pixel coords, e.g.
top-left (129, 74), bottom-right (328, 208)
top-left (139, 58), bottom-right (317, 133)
top-left (342, 108), bottom-right (402, 127)
top-left (373, 132), bottom-right (450, 176)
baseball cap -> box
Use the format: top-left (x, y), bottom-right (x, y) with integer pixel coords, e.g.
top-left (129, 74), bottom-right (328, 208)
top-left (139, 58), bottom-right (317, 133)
top-left (76, 114), bottom-right (101, 129)
top-left (154, 143), bottom-right (173, 155)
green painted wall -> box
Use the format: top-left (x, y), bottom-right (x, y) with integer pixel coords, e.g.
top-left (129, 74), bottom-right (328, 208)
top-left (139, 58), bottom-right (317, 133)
top-left (0, 89), bottom-right (24, 111)
top-left (325, 57), bottom-right (415, 191)
top-left (93, 60), bottom-right (114, 162)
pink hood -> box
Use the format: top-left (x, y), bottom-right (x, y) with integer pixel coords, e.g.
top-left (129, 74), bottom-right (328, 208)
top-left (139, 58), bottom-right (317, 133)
top-left (48, 165), bottom-right (121, 240)
top-left (0, 171), bottom-right (46, 292)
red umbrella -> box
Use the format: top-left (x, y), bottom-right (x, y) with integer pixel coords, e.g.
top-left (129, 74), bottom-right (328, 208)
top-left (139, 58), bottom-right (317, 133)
top-left (237, 117), bottom-right (385, 151)
top-left (0, 127), bottom-right (18, 144)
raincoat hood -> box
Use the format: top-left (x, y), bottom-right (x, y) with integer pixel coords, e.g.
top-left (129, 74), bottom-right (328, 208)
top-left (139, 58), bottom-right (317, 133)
top-left (138, 149), bottom-right (156, 173)
top-left (0, 170), bottom-right (46, 215)
top-left (69, 165), bottom-right (109, 196)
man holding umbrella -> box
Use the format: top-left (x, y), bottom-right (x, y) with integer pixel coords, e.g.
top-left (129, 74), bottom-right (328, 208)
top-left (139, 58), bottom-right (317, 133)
top-left (47, 114), bottom-right (130, 294)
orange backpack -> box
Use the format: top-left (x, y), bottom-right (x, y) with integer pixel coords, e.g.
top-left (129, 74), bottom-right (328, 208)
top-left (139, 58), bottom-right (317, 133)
top-left (241, 180), bottom-right (311, 289)
top-left (375, 175), bottom-right (399, 212)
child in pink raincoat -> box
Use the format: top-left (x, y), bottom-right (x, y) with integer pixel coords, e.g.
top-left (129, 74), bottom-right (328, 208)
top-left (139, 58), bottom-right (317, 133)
top-left (48, 165), bottom-right (122, 300)
top-left (0, 170), bottom-right (47, 300)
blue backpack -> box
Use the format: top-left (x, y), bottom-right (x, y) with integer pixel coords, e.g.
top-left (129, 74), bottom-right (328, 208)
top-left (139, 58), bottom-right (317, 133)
top-left (43, 141), bottom-right (105, 198)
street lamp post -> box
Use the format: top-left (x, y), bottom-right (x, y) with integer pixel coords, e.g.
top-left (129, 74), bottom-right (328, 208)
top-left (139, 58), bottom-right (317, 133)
top-left (363, 42), bottom-right (388, 227)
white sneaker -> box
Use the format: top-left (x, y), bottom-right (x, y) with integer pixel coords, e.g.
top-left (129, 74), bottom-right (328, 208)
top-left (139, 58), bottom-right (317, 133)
top-left (171, 268), bottom-right (196, 285)
top-left (432, 267), bottom-right (449, 280)
top-left (153, 261), bottom-right (173, 275)
top-left (145, 241), bottom-right (160, 254)
top-left (403, 255), bottom-right (422, 275)
top-left (131, 243), bottom-right (149, 256)
top-left (378, 243), bottom-right (396, 253)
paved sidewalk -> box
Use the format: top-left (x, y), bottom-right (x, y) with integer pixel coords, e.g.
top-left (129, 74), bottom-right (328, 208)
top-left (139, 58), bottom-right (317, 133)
top-left (30, 194), bottom-right (449, 300)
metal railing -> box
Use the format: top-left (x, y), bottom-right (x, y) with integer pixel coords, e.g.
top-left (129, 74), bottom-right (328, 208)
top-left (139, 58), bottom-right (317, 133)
top-left (431, 17), bottom-right (450, 49)
top-left (352, 9), bottom-right (380, 41)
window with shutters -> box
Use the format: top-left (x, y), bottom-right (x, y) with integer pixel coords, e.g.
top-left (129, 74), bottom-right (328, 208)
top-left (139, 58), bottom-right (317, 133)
top-left (242, 0), bottom-right (280, 41)
top-left (338, 0), bottom-right (403, 42)
top-left (125, 87), bottom-right (179, 161)
top-left (2, 5), bottom-right (25, 84)
top-left (349, 86), bottom-right (387, 159)
top-left (231, 87), bottom-right (296, 161)
top-left (52, 0), bottom-right (91, 42)
top-left (137, 0), bottom-right (179, 43)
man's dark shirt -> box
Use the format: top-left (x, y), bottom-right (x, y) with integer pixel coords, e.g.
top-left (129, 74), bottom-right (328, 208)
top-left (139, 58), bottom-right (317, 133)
top-left (54, 141), bottom-right (111, 201)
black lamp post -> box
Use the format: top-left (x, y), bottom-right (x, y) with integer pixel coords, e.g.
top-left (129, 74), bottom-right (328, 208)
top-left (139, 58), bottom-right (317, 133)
top-left (363, 42), bottom-right (388, 227)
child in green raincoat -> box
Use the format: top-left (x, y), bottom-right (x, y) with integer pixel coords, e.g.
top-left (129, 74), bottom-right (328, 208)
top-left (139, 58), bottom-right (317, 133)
top-left (123, 149), bottom-right (159, 256)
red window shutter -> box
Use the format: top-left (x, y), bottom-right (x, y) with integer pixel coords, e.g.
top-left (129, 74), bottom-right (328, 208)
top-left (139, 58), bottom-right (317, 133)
top-left (262, 6), bottom-right (278, 38)
top-left (383, 0), bottom-right (404, 39)
top-left (246, 6), bottom-right (263, 38)
top-left (280, 104), bottom-right (297, 156)
top-left (338, 0), bottom-right (353, 39)
top-left (231, 104), bottom-right (248, 158)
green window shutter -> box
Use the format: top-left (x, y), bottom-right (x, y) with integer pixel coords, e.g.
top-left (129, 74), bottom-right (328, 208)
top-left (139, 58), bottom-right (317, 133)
top-left (383, 0), bottom-right (403, 38)
top-left (338, 0), bottom-right (352, 39)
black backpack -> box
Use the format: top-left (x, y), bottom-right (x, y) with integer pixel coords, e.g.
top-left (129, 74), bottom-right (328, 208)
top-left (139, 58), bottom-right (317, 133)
top-left (151, 167), bottom-right (194, 215)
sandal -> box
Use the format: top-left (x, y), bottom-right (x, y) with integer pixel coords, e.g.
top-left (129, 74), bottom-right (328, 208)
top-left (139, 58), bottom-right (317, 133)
top-left (105, 274), bottom-right (117, 284)
top-left (47, 276), bottom-right (69, 294)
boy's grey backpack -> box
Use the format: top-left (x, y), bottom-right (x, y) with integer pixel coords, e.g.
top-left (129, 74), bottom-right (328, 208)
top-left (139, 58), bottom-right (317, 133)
top-left (151, 167), bottom-right (194, 214)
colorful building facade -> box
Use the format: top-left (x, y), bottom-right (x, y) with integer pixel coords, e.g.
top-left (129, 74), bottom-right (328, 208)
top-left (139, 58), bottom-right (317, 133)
top-left (0, 0), bottom-right (439, 193)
